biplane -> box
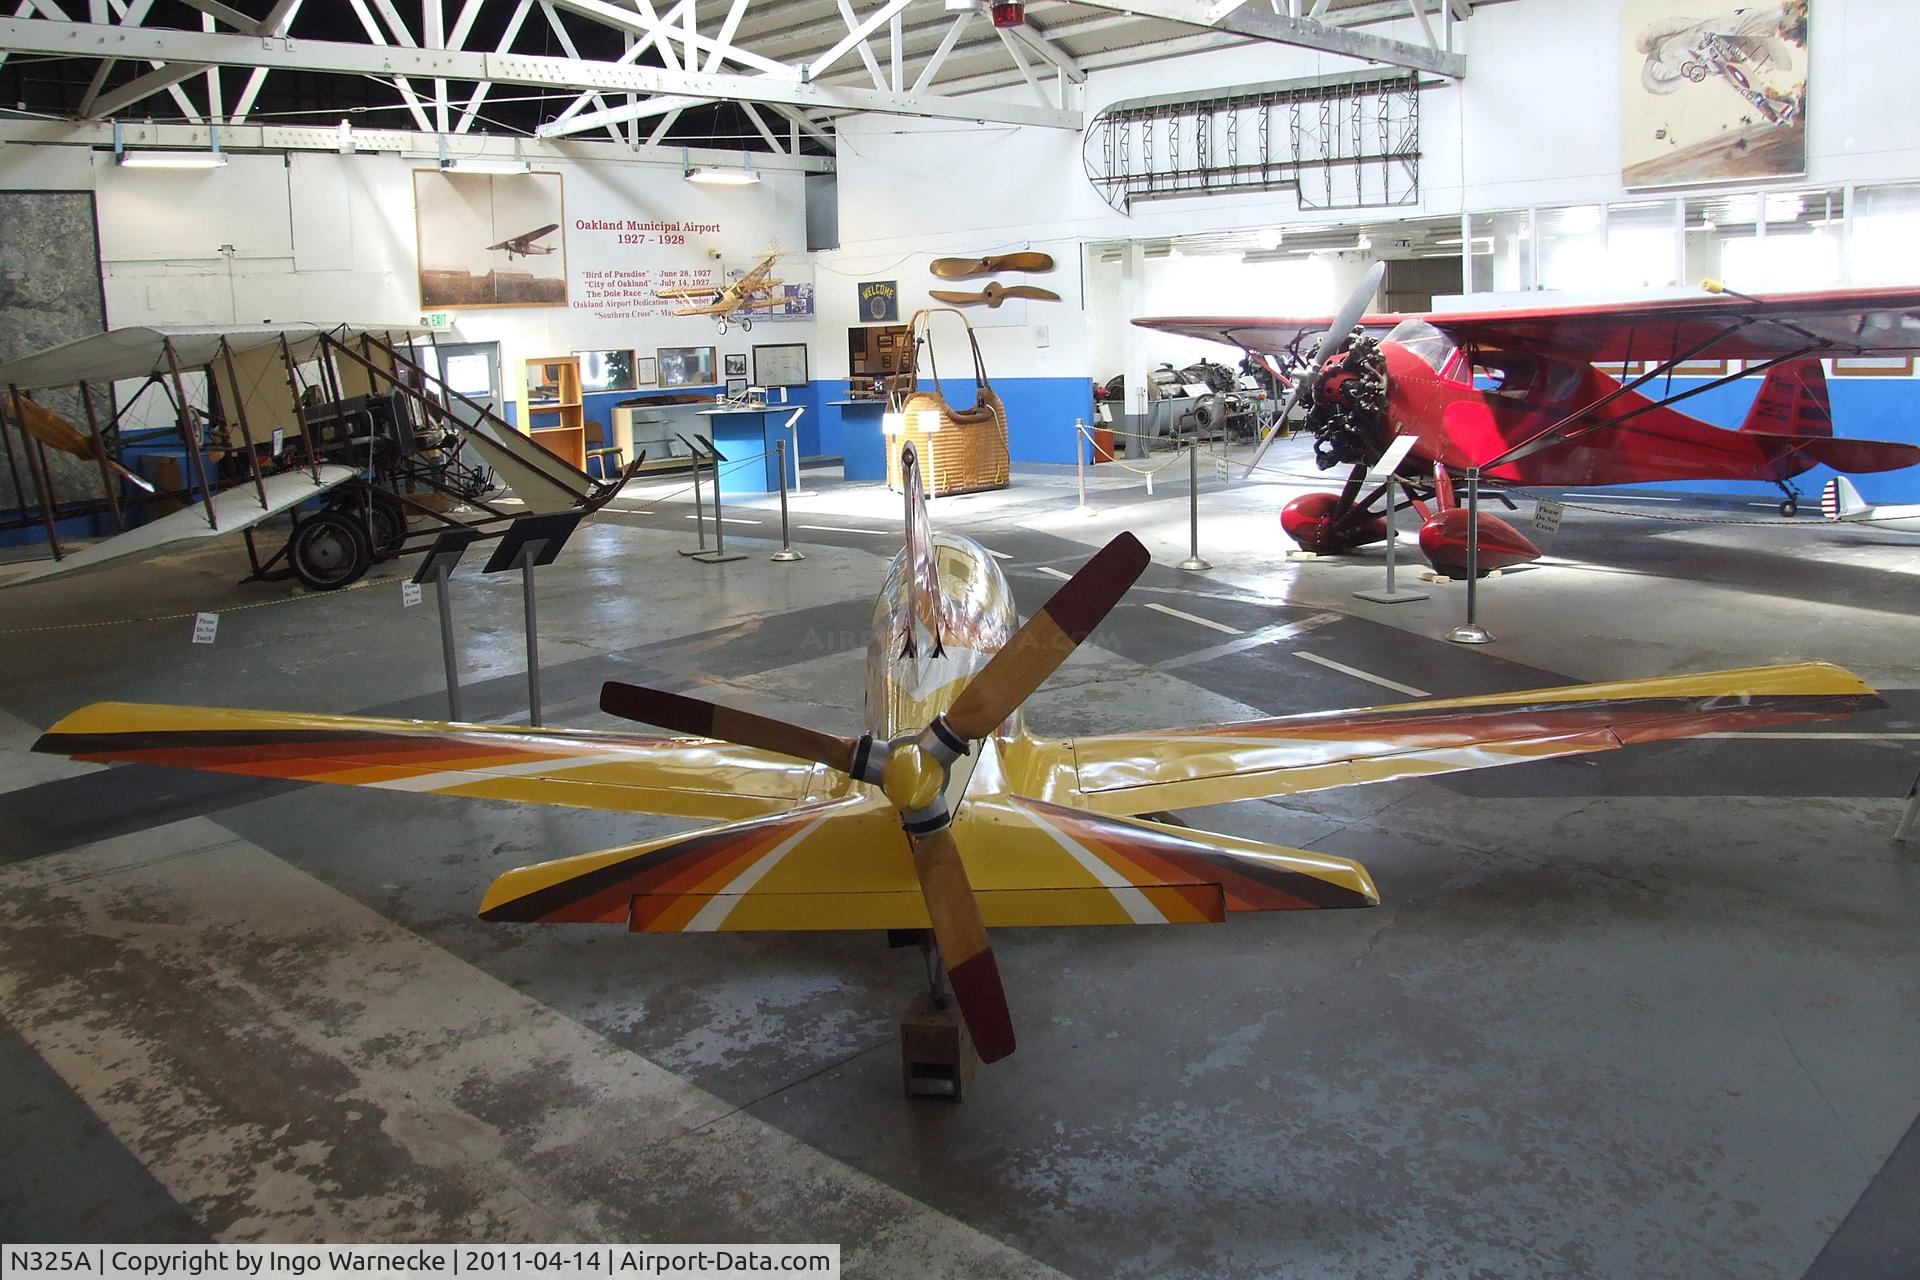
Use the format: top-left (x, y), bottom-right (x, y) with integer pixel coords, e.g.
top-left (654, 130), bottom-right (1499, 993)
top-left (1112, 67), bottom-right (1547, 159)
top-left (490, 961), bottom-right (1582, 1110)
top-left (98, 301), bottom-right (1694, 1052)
top-left (34, 444), bottom-right (1888, 1076)
top-left (1138, 272), bottom-right (1920, 576)
top-left (0, 324), bottom-right (638, 591)
top-left (653, 249), bottom-right (787, 334)
top-left (488, 223), bottom-right (561, 260)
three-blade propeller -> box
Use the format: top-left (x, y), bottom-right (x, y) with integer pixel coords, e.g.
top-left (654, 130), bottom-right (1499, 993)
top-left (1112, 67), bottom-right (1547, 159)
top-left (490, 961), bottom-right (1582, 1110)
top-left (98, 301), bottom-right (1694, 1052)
top-left (598, 531), bottom-right (1151, 1063)
top-left (1244, 259), bottom-right (1387, 478)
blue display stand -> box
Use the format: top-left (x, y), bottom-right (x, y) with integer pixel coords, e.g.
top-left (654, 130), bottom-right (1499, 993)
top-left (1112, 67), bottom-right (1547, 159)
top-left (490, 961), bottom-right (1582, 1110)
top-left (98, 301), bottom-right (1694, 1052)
top-left (834, 400), bottom-right (889, 482)
top-left (697, 407), bottom-right (791, 494)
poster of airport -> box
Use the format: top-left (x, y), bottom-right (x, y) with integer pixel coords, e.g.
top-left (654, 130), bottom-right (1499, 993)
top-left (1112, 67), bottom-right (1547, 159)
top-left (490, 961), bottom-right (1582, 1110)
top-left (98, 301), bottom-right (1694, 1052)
top-left (414, 169), bottom-right (569, 309)
top-left (1621, 0), bottom-right (1808, 188)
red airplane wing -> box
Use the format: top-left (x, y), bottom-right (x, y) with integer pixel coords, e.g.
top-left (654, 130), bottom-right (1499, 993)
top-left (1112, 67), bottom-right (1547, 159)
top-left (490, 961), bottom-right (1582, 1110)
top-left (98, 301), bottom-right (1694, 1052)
top-left (1422, 287), bottom-right (1920, 363)
top-left (1137, 287), bottom-right (1920, 363)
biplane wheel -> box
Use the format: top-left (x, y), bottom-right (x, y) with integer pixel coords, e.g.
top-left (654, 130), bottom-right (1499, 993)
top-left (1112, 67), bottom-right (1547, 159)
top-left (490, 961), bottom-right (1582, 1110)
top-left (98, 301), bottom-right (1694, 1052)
top-left (1780, 497), bottom-right (1798, 518)
top-left (366, 491), bottom-right (409, 557)
top-left (716, 318), bottom-right (729, 336)
top-left (287, 510), bottom-right (372, 591)
top-left (741, 316), bottom-right (753, 332)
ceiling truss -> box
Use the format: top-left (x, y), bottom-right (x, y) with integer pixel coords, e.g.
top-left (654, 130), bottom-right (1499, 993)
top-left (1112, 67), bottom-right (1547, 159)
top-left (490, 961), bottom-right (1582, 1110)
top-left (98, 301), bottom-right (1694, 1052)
top-left (0, 0), bottom-right (1473, 158)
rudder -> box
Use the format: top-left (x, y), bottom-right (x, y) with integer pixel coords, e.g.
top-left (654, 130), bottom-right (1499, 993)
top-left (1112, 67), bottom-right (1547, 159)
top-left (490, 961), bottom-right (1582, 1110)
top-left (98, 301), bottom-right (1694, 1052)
top-left (1742, 358), bottom-right (1833, 439)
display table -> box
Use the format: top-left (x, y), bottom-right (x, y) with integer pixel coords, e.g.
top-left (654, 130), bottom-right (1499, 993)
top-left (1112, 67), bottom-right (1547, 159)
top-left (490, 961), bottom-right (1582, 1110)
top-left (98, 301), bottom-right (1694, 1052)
top-left (695, 405), bottom-right (804, 495)
top-left (833, 400), bottom-right (889, 482)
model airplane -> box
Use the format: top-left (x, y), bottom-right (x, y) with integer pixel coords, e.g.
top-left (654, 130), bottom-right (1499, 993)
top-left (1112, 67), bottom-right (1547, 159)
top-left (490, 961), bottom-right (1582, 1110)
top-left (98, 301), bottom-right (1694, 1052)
top-left (33, 445), bottom-right (1887, 1069)
top-left (653, 249), bottom-right (787, 334)
top-left (488, 223), bottom-right (561, 260)
top-left (1821, 476), bottom-right (1920, 532)
top-left (1138, 272), bottom-right (1920, 576)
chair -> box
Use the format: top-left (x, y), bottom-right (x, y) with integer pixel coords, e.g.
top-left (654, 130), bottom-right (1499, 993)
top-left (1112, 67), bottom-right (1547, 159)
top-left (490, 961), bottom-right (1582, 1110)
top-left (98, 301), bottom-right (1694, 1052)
top-left (583, 421), bottom-right (625, 479)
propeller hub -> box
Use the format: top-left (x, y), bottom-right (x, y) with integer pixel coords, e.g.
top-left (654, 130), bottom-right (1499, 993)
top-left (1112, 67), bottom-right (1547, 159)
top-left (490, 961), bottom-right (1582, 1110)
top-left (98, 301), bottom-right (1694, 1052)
top-left (882, 741), bottom-right (945, 813)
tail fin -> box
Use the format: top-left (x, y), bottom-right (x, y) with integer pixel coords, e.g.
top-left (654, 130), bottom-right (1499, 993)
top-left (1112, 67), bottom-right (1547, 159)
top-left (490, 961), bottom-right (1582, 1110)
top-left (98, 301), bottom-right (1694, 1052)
top-left (1821, 476), bottom-right (1867, 521)
top-left (1742, 358), bottom-right (1833, 438)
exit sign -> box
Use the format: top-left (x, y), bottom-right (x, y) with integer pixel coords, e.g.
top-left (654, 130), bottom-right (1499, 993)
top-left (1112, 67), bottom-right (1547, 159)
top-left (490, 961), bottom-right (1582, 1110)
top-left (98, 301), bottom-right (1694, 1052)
top-left (420, 311), bottom-right (454, 332)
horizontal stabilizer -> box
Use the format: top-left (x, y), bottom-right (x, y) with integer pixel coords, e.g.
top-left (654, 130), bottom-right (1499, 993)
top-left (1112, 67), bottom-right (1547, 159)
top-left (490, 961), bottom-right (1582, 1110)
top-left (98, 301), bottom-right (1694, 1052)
top-left (1745, 432), bottom-right (1920, 474)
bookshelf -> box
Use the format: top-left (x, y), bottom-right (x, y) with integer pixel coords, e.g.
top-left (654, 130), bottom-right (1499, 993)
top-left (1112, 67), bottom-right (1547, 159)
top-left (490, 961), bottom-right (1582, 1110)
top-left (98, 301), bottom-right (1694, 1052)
top-left (524, 355), bottom-right (586, 471)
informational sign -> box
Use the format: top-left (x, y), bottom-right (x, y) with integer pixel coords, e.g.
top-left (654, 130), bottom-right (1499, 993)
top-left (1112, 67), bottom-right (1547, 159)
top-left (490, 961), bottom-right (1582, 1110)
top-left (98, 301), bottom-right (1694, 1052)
top-left (1215, 452), bottom-right (1231, 483)
top-left (858, 280), bottom-right (899, 322)
top-left (1533, 498), bottom-right (1565, 533)
top-left (191, 612), bottom-right (219, 644)
top-left (420, 310), bottom-right (454, 331)
top-left (402, 581), bottom-right (423, 608)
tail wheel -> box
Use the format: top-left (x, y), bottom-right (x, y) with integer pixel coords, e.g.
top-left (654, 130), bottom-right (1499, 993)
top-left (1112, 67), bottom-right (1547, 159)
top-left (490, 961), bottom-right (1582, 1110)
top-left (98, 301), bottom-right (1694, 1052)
top-left (742, 315), bottom-right (754, 332)
top-left (288, 510), bottom-right (372, 591)
top-left (1780, 497), bottom-right (1798, 518)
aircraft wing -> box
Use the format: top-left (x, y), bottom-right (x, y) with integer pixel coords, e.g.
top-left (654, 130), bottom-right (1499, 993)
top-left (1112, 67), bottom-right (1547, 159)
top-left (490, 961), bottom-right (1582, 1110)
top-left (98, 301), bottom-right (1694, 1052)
top-left (477, 792), bottom-right (1374, 928)
top-left (34, 703), bottom-right (830, 823)
top-left (1038, 663), bottom-right (1882, 817)
top-left (0, 465), bottom-right (359, 587)
top-left (1132, 314), bottom-right (1411, 355)
top-left (1422, 287), bottom-right (1920, 363)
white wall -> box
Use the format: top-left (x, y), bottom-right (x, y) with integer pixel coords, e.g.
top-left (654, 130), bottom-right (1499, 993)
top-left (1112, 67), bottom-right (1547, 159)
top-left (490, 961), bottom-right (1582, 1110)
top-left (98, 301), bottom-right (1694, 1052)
top-left (0, 143), bottom-right (817, 417)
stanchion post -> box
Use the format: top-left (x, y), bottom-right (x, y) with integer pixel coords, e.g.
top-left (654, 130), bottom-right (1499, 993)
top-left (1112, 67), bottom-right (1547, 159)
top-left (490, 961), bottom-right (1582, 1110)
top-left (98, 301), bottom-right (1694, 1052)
top-left (1177, 443), bottom-right (1212, 573)
top-left (518, 543), bottom-right (546, 726)
top-left (1074, 417), bottom-right (1093, 517)
top-left (1894, 767), bottom-right (1920, 844)
top-left (412, 529), bottom-right (481, 722)
top-left (481, 513), bottom-right (584, 726)
top-left (772, 438), bottom-right (804, 563)
top-left (1447, 467), bottom-right (1495, 644)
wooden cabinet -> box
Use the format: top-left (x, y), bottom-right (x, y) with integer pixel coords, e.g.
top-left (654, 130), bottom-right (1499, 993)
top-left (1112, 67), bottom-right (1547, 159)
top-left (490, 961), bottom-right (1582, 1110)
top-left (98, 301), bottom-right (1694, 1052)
top-left (524, 355), bottom-right (586, 471)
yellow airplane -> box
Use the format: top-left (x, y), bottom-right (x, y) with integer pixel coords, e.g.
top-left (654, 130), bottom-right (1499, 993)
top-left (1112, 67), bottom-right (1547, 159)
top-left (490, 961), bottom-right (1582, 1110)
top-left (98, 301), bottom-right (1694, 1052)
top-left (33, 445), bottom-right (1885, 1066)
top-left (653, 249), bottom-right (787, 334)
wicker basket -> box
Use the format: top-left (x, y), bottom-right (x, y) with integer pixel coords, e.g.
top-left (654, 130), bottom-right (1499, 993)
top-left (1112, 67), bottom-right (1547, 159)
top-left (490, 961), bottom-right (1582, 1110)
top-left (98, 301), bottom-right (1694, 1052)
top-left (883, 308), bottom-right (1010, 497)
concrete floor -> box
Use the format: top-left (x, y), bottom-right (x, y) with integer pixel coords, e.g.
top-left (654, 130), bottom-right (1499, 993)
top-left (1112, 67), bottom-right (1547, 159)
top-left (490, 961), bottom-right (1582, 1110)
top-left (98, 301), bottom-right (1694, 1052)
top-left (1, 437), bottom-right (1916, 1278)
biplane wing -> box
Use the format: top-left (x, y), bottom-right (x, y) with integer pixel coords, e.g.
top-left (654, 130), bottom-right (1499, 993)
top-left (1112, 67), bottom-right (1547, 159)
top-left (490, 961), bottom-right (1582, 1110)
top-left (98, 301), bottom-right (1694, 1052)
top-left (34, 702), bottom-right (831, 822)
top-left (1037, 663), bottom-right (1882, 817)
top-left (1133, 314), bottom-right (1410, 355)
top-left (652, 286), bottom-right (724, 302)
top-left (476, 791), bottom-right (1374, 928)
top-left (0, 465), bottom-right (360, 587)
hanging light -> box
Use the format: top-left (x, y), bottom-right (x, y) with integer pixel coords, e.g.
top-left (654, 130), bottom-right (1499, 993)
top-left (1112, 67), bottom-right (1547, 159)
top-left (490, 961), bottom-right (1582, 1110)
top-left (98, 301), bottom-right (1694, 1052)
top-left (113, 120), bottom-right (226, 168)
top-left (685, 148), bottom-right (760, 185)
top-left (991, 0), bottom-right (1025, 28)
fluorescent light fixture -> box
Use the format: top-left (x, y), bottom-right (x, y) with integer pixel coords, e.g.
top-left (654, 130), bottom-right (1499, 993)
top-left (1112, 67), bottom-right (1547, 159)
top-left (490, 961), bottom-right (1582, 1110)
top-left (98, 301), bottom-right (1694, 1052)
top-left (116, 150), bottom-right (228, 169)
top-left (442, 157), bottom-right (532, 175)
top-left (685, 164), bottom-right (761, 185)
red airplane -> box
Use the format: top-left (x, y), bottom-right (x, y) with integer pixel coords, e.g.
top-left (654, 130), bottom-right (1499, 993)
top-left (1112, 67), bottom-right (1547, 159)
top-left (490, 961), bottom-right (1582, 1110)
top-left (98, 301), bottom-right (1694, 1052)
top-left (1137, 271), bottom-right (1920, 576)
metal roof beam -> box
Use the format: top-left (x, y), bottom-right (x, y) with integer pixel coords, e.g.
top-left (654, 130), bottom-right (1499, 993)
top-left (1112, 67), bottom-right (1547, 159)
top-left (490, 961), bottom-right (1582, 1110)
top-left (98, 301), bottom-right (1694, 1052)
top-left (0, 16), bottom-right (1079, 129)
top-left (1065, 0), bottom-right (1465, 77)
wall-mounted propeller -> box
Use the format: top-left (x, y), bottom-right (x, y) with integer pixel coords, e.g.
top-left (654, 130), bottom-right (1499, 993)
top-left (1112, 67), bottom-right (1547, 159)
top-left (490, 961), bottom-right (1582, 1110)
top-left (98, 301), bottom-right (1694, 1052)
top-left (929, 283), bottom-right (1062, 308)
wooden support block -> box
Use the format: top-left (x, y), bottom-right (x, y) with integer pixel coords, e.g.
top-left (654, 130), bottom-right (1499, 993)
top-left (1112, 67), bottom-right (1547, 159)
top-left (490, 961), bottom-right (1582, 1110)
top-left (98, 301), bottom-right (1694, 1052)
top-left (900, 1004), bottom-right (977, 1102)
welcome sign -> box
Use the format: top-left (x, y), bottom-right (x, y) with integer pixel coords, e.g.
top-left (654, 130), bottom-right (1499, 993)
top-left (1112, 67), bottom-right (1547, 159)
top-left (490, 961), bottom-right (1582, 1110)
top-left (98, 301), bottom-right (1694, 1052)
top-left (858, 280), bottom-right (899, 322)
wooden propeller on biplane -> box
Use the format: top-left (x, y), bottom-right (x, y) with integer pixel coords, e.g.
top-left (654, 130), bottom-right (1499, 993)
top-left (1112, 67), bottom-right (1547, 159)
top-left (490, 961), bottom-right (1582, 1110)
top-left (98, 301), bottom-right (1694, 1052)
top-left (599, 532), bottom-right (1151, 1062)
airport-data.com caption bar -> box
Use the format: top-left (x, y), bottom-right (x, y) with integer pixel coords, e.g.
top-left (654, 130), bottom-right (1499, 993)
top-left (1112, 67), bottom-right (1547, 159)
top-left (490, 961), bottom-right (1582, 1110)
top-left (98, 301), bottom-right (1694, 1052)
top-left (3, 1248), bottom-right (839, 1279)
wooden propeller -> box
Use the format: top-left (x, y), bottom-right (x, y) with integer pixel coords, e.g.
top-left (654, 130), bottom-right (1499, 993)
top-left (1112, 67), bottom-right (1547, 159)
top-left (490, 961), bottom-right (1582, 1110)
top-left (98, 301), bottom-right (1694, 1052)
top-left (929, 251), bottom-right (1055, 279)
top-left (595, 532), bottom-right (1152, 1065)
top-left (929, 283), bottom-right (1062, 309)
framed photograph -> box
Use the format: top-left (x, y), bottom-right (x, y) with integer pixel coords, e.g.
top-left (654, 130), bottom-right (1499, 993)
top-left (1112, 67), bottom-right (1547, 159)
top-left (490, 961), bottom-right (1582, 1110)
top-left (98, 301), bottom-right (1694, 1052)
top-left (414, 169), bottom-right (567, 309)
top-left (726, 377), bottom-right (749, 397)
top-left (656, 345), bottom-right (716, 389)
top-left (1620, 0), bottom-right (1808, 189)
top-left (576, 348), bottom-right (637, 393)
top-left (635, 356), bottom-right (657, 386)
top-left (753, 342), bottom-right (809, 388)
top-left (876, 333), bottom-right (895, 350)
top-left (1832, 355), bottom-right (1914, 377)
top-left (724, 352), bottom-right (748, 378)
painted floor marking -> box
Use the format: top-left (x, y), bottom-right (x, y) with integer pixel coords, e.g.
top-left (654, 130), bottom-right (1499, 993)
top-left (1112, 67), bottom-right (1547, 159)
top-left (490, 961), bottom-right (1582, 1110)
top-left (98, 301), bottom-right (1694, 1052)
top-left (797, 524), bottom-right (890, 536)
top-left (1160, 611), bottom-right (1343, 671)
top-left (986, 549), bottom-right (1012, 560)
top-left (684, 515), bottom-right (763, 526)
top-left (1144, 602), bottom-right (1243, 635)
top-left (1293, 650), bottom-right (1429, 698)
top-left (1036, 566), bottom-right (1073, 581)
